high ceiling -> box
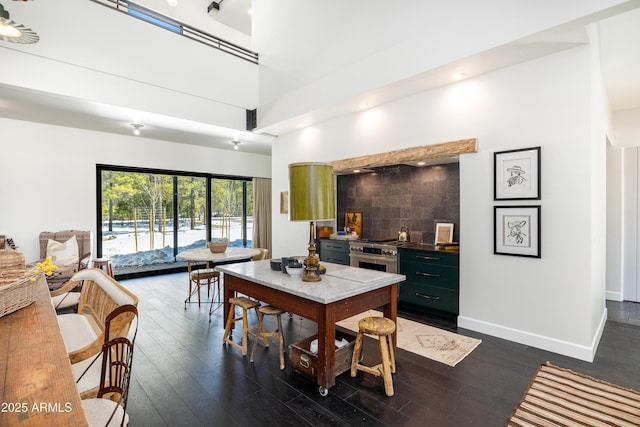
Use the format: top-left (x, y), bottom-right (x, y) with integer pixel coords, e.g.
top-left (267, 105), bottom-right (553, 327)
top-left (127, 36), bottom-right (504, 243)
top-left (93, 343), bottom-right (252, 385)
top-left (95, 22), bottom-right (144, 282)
top-left (1, 0), bottom-right (639, 155)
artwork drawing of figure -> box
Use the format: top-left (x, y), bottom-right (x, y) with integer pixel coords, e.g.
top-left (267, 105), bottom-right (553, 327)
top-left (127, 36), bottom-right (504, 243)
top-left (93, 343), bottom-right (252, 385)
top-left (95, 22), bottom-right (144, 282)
top-left (507, 220), bottom-right (527, 245)
top-left (506, 165), bottom-right (527, 187)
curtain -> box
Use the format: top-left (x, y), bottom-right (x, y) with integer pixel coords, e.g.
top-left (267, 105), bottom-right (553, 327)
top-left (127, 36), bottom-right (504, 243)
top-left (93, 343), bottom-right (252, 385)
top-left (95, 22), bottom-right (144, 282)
top-left (252, 178), bottom-right (272, 257)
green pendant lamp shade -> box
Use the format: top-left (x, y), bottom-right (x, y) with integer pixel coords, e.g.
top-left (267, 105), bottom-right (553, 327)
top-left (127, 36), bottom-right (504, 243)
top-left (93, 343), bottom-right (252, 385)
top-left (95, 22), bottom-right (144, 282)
top-left (288, 162), bottom-right (335, 221)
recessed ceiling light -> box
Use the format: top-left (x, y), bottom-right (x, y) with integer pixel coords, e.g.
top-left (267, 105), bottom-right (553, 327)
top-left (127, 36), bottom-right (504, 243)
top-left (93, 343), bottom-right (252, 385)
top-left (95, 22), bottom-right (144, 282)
top-left (130, 124), bottom-right (144, 135)
top-left (232, 140), bottom-right (242, 150)
top-left (248, 8), bottom-right (253, 15)
top-left (417, 161), bottom-right (426, 166)
top-left (359, 103), bottom-right (368, 109)
top-left (353, 169), bottom-right (360, 173)
top-left (452, 73), bottom-right (465, 80)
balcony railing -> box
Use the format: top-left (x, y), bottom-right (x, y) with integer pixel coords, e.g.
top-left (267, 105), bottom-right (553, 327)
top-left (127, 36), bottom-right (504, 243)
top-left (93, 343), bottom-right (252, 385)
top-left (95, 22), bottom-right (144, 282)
top-left (90, 0), bottom-right (259, 64)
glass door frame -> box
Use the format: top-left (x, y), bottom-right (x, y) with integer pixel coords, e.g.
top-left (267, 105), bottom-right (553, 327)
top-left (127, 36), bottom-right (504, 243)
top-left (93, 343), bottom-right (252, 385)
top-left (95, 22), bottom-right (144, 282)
top-left (96, 164), bottom-right (252, 260)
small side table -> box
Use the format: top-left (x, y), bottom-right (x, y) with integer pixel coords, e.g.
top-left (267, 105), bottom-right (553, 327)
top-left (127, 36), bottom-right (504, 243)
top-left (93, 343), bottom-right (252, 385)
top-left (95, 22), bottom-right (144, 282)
top-left (92, 257), bottom-right (114, 278)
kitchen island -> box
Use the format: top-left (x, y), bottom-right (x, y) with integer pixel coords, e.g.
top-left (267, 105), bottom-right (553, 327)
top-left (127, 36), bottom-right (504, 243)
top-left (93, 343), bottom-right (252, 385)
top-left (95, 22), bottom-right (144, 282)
top-left (217, 260), bottom-right (405, 395)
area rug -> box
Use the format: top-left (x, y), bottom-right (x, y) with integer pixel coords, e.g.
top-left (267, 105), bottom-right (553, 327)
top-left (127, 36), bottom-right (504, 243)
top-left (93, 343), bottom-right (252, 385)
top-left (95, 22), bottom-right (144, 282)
top-left (336, 310), bottom-right (481, 367)
top-left (506, 362), bottom-right (640, 426)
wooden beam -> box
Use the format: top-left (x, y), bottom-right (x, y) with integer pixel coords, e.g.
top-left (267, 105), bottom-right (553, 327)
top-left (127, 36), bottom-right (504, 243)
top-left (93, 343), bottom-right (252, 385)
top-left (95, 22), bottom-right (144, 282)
top-left (329, 138), bottom-right (477, 173)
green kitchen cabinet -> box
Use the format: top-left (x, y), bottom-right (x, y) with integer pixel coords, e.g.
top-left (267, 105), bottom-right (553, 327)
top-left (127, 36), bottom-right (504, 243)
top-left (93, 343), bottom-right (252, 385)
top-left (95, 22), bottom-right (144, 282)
top-left (318, 239), bottom-right (350, 265)
top-left (398, 246), bottom-right (459, 316)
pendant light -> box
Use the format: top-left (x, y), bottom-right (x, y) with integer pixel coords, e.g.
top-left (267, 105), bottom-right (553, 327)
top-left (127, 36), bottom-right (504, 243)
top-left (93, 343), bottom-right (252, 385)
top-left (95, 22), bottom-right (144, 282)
top-left (0, 3), bottom-right (39, 44)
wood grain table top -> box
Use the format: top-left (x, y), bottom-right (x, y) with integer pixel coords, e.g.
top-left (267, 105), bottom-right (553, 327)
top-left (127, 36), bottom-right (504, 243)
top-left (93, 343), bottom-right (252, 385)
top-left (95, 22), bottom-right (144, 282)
top-left (0, 274), bottom-right (88, 427)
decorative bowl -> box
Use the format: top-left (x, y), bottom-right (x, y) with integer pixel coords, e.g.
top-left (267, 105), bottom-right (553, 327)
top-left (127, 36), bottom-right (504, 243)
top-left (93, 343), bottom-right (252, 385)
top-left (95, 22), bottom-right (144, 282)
top-left (270, 259), bottom-right (282, 271)
top-left (286, 265), bottom-right (304, 277)
top-left (281, 257), bottom-right (295, 273)
top-left (207, 239), bottom-right (228, 253)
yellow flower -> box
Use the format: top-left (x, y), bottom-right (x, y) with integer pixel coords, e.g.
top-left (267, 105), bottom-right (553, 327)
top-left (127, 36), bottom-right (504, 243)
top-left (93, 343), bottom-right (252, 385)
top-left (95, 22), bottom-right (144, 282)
top-left (34, 256), bottom-right (59, 277)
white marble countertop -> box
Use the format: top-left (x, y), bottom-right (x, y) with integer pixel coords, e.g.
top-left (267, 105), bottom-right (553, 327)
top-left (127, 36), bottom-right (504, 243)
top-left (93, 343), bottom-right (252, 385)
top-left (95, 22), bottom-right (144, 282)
top-left (217, 260), bottom-right (406, 304)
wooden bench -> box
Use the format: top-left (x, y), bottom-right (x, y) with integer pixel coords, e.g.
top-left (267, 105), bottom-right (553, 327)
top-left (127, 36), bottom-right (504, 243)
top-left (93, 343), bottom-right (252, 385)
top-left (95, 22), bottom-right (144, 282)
top-left (56, 268), bottom-right (138, 398)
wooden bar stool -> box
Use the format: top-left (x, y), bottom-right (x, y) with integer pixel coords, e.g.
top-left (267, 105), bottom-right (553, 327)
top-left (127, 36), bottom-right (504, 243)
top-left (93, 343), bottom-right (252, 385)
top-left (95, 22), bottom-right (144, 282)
top-left (350, 316), bottom-right (396, 397)
top-left (250, 305), bottom-right (286, 370)
top-left (92, 257), bottom-right (114, 278)
top-left (222, 297), bottom-right (267, 356)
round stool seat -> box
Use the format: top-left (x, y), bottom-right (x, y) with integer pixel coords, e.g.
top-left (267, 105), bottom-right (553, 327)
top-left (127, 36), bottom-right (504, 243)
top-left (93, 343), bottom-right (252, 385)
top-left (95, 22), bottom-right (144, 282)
top-left (189, 268), bottom-right (219, 280)
top-left (358, 317), bottom-right (396, 336)
top-left (351, 316), bottom-right (397, 396)
top-left (258, 305), bottom-right (285, 316)
top-left (92, 257), bottom-right (114, 278)
top-left (229, 296), bottom-right (261, 310)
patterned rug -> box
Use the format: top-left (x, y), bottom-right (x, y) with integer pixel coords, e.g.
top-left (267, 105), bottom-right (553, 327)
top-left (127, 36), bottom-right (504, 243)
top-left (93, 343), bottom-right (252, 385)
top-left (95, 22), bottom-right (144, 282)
top-left (336, 310), bottom-right (481, 367)
top-left (506, 362), bottom-right (640, 426)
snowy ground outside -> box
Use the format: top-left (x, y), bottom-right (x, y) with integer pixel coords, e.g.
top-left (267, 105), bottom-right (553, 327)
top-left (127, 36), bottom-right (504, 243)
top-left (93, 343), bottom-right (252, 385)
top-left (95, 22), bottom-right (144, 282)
top-left (102, 219), bottom-right (252, 267)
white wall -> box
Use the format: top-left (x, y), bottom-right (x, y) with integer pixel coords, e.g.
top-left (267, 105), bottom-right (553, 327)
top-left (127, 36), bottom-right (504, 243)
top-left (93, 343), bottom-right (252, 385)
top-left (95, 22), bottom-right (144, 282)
top-left (2, 0), bottom-right (257, 130)
top-left (607, 144), bottom-right (625, 301)
top-left (272, 46), bottom-right (607, 361)
top-left (0, 118), bottom-right (271, 262)
top-left (623, 147), bottom-right (639, 301)
top-left (254, 0), bottom-right (630, 130)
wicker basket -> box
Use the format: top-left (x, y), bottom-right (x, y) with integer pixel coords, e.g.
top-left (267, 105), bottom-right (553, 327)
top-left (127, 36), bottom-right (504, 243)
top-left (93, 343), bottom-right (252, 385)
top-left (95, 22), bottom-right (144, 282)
top-left (0, 269), bottom-right (40, 318)
top-left (0, 249), bottom-right (25, 271)
top-left (208, 239), bottom-right (228, 253)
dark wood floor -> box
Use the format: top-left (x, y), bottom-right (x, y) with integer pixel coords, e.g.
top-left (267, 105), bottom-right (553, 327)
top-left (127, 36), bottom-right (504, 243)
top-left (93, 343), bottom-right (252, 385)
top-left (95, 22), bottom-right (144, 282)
top-left (120, 273), bottom-right (640, 426)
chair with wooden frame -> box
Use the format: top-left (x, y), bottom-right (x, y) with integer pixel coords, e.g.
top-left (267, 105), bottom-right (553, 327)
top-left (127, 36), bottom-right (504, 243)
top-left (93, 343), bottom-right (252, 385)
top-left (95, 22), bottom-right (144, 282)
top-left (78, 304), bottom-right (138, 427)
top-left (57, 269), bottom-right (138, 398)
top-left (185, 262), bottom-right (221, 309)
top-left (37, 230), bottom-right (93, 290)
top-left (251, 248), bottom-right (269, 261)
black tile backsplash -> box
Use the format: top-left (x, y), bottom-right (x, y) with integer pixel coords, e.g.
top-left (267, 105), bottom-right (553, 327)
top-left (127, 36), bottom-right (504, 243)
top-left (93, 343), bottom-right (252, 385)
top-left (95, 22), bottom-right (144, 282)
top-left (336, 163), bottom-right (459, 243)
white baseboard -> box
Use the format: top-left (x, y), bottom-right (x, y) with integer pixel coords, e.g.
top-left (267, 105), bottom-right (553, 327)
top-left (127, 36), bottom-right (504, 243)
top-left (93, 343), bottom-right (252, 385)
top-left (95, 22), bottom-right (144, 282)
top-left (457, 308), bottom-right (608, 362)
top-left (606, 290), bottom-right (623, 301)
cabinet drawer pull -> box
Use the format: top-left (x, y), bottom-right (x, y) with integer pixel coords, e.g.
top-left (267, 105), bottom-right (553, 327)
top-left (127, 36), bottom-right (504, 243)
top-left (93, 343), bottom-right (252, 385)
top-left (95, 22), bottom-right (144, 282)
top-left (416, 272), bottom-right (440, 278)
top-left (415, 292), bottom-right (440, 300)
top-left (416, 256), bottom-right (439, 261)
top-left (327, 258), bottom-right (341, 262)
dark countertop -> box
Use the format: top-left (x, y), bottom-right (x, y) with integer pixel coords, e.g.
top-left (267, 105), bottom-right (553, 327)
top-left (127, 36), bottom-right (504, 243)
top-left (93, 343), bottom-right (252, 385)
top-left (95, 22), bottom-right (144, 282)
top-left (399, 242), bottom-right (460, 254)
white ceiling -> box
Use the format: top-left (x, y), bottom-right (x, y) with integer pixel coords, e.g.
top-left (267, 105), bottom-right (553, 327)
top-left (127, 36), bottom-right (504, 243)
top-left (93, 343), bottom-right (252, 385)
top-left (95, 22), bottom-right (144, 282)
top-left (1, 1), bottom-right (639, 155)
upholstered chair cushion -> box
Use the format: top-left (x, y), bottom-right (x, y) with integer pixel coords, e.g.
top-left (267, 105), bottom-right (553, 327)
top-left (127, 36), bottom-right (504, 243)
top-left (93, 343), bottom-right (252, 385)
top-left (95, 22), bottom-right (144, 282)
top-left (57, 313), bottom-right (99, 354)
top-left (72, 352), bottom-right (104, 395)
top-left (51, 292), bottom-right (81, 310)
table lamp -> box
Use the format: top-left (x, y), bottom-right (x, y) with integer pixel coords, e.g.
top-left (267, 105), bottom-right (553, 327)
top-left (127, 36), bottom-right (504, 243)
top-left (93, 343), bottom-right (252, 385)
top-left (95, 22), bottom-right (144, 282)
top-left (289, 162), bottom-right (335, 282)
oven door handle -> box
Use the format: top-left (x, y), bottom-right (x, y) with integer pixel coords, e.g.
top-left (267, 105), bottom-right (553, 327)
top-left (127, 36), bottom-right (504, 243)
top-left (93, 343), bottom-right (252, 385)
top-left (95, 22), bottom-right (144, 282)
top-left (349, 252), bottom-right (396, 262)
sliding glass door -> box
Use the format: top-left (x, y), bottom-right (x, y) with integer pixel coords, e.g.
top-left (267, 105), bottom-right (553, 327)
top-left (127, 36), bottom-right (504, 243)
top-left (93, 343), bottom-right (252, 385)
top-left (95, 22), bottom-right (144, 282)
top-left (98, 165), bottom-right (252, 275)
top-left (210, 178), bottom-right (253, 247)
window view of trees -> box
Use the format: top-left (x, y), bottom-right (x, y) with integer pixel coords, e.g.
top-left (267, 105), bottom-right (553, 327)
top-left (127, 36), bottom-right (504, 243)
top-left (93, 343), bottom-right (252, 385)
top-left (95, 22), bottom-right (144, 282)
top-left (99, 167), bottom-right (252, 273)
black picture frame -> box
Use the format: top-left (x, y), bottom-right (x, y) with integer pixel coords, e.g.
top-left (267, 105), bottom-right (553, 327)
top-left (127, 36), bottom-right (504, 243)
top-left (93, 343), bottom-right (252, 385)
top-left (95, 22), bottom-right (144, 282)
top-left (494, 205), bottom-right (541, 258)
top-left (494, 146), bottom-right (541, 200)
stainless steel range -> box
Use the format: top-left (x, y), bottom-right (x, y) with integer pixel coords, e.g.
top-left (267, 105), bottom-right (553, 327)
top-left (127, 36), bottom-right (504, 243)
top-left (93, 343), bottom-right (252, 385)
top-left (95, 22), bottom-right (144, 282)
top-left (349, 240), bottom-right (406, 274)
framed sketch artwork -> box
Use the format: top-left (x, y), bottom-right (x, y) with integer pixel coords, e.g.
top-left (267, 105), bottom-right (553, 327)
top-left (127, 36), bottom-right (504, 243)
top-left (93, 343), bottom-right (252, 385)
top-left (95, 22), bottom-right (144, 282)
top-left (280, 191), bottom-right (289, 215)
top-left (494, 146), bottom-right (541, 200)
top-left (494, 205), bottom-right (541, 258)
top-left (435, 223), bottom-right (454, 245)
